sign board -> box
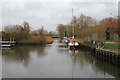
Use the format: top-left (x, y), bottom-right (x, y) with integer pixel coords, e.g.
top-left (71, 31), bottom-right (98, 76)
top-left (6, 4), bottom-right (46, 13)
top-left (92, 33), bottom-right (98, 40)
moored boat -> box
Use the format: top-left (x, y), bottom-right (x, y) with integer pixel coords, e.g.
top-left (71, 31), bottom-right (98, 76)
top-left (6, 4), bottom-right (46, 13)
top-left (68, 37), bottom-right (79, 49)
top-left (64, 37), bottom-right (68, 43)
top-left (62, 37), bottom-right (68, 43)
top-left (1, 44), bottom-right (11, 48)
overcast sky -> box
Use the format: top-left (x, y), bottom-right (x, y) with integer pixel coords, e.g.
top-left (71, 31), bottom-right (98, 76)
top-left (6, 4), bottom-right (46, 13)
top-left (0, 0), bottom-right (119, 32)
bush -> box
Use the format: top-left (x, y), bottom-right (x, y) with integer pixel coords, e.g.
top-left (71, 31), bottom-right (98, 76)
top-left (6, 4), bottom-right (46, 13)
top-left (31, 35), bottom-right (45, 44)
top-left (18, 35), bottom-right (53, 44)
top-left (44, 36), bottom-right (53, 44)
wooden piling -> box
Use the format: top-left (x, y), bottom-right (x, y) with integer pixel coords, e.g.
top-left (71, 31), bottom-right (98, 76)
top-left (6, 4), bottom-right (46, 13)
top-left (95, 48), bottom-right (120, 66)
top-left (78, 43), bottom-right (120, 66)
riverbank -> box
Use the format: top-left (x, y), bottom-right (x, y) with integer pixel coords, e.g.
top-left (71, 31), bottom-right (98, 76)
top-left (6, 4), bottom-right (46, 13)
top-left (76, 38), bottom-right (120, 52)
top-left (77, 38), bottom-right (120, 66)
top-left (3, 38), bottom-right (119, 78)
top-left (1, 36), bottom-right (53, 45)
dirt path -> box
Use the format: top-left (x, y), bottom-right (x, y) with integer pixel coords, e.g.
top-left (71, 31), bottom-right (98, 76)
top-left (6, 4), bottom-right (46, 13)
top-left (105, 42), bottom-right (120, 45)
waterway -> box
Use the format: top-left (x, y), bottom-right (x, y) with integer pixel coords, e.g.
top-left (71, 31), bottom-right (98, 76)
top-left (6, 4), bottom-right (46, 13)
top-left (2, 39), bottom-right (120, 78)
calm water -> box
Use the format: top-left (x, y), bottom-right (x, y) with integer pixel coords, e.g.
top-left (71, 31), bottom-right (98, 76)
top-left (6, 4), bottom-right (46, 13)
top-left (0, 48), bottom-right (2, 79)
top-left (2, 39), bottom-right (120, 78)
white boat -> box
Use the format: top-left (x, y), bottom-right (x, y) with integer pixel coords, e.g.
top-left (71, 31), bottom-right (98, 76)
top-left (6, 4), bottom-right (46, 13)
top-left (64, 37), bottom-right (68, 43)
top-left (68, 37), bottom-right (79, 49)
top-left (68, 42), bottom-right (79, 46)
top-left (1, 44), bottom-right (11, 48)
top-left (62, 37), bottom-right (68, 43)
top-left (63, 8), bottom-right (79, 49)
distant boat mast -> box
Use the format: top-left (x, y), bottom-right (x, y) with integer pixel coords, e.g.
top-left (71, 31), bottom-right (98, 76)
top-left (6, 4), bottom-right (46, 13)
top-left (72, 8), bottom-right (74, 38)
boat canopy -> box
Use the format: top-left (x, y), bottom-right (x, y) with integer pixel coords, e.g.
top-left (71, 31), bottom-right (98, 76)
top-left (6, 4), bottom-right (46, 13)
top-left (70, 38), bottom-right (77, 42)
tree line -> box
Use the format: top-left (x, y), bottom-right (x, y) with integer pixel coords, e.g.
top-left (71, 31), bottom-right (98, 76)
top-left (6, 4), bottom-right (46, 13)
top-left (57, 13), bottom-right (119, 41)
top-left (2, 21), bottom-right (56, 44)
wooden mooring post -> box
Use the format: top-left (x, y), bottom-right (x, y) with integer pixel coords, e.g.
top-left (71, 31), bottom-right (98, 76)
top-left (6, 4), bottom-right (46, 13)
top-left (78, 43), bottom-right (120, 66)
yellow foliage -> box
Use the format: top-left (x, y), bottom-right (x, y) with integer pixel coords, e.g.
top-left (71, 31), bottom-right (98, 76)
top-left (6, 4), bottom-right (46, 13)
top-left (44, 36), bottom-right (53, 44)
top-left (31, 35), bottom-right (45, 43)
top-left (79, 25), bottom-right (107, 40)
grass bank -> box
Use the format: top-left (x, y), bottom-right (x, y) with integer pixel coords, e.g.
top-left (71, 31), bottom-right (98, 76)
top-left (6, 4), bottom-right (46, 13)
top-left (104, 43), bottom-right (120, 52)
top-left (76, 38), bottom-right (120, 52)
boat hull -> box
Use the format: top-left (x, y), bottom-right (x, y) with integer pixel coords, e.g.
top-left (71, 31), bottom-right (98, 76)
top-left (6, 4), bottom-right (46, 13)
top-left (1, 45), bottom-right (11, 48)
top-left (68, 42), bottom-right (79, 49)
top-left (69, 46), bottom-right (78, 49)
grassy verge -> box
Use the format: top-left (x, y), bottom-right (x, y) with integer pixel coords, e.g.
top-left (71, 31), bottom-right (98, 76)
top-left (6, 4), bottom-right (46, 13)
top-left (76, 38), bottom-right (120, 52)
top-left (76, 38), bottom-right (85, 44)
top-left (104, 43), bottom-right (120, 52)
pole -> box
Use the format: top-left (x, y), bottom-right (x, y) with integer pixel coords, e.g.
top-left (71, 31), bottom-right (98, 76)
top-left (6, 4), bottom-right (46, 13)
top-left (10, 38), bottom-right (11, 44)
top-left (67, 25), bottom-right (69, 37)
top-left (72, 8), bottom-right (74, 38)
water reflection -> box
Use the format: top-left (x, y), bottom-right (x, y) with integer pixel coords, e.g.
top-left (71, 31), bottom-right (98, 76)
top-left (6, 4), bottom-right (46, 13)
top-left (2, 45), bottom-right (46, 67)
top-left (70, 48), bottom-right (120, 78)
top-left (58, 45), bottom-right (67, 48)
top-left (69, 49), bottom-right (93, 70)
top-left (2, 39), bottom-right (120, 78)
top-left (93, 58), bottom-right (120, 78)
top-left (0, 48), bottom-right (2, 79)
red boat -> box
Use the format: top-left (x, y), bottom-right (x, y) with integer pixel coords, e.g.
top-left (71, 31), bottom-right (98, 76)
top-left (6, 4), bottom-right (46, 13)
top-left (67, 37), bottom-right (79, 49)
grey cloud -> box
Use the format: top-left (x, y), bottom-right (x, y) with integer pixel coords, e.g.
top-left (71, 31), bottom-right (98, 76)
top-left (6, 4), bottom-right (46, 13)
top-left (2, 2), bottom-right (118, 32)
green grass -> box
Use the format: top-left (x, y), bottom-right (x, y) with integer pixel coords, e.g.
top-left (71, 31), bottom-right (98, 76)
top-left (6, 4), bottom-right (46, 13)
top-left (76, 38), bottom-right (120, 52)
top-left (76, 38), bottom-right (85, 43)
top-left (104, 43), bottom-right (120, 52)
top-left (105, 39), bottom-right (119, 42)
